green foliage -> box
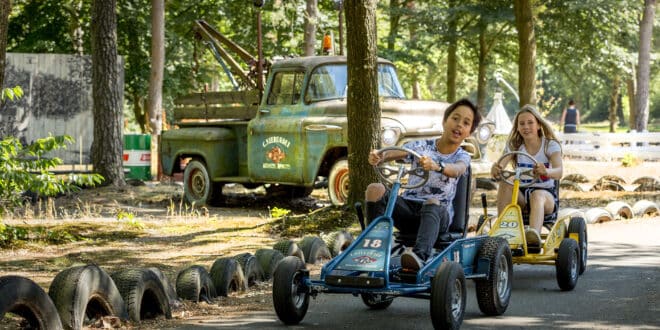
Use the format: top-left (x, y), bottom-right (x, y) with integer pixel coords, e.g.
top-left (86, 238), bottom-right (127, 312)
top-left (0, 224), bottom-right (80, 247)
top-left (0, 135), bottom-right (104, 214)
top-left (270, 206), bottom-right (291, 218)
top-left (1, 86), bottom-right (24, 101)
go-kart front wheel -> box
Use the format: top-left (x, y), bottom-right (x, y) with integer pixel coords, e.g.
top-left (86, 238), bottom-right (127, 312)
top-left (430, 261), bottom-right (466, 329)
top-left (474, 237), bottom-right (512, 315)
top-left (556, 238), bottom-right (579, 291)
top-left (360, 293), bottom-right (394, 310)
top-left (568, 217), bottom-right (588, 275)
top-left (272, 256), bottom-right (309, 325)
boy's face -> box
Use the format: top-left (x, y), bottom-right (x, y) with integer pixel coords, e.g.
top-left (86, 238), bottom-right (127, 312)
top-left (442, 105), bottom-right (474, 144)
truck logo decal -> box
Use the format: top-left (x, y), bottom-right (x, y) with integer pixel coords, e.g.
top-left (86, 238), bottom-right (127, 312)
top-left (266, 146), bottom-right (286, 164)
top-left (262, 136), bottom-right (291, 148)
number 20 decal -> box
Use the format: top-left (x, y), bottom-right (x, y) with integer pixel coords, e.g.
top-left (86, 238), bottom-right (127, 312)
top-left (362, 239), bottom-right (382, 248)
top-left (500, 221), bottom-right (518, 228)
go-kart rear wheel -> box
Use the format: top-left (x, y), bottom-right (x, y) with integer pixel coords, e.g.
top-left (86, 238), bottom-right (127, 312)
top-left (272, 256), bottom-right (309, 325)
top-left (360, 293), bottom-right (394, 310)
top-left (474, 237), bottom-right (512, 315)
top-left (556, 238), bottom-right (579, 291)
top-left (430, 262), bottom-right (466, 330)
top-left (568, 217), bottom-right (588, 275)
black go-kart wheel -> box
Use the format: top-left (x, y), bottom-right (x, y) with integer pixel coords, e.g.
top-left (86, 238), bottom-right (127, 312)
top-left (474, 237), bottom-right (512, 315)
top-left (430, 261), bottom-right (466, 329)
top-left (556, 238), bottom-right (579, 291)
top-left (568, 217), bottom-right (588, 275)
top-left (360, 293), bottom-right (394, 310)
top-left (272, 256), bottom-right (309, 325)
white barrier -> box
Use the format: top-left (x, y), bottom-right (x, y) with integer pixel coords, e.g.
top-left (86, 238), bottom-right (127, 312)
top-left (557, 132), bottom-right (660, 161)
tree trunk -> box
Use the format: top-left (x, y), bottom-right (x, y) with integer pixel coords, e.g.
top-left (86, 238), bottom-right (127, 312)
top-left (608, 75), bottom-right (620, 133)
top-left (476, 26), bottom-right (488, 113)
top-left (0, 0), bottom-right (10, 92)
top-left (91, 0), bottom-right (124, 186)
top-left (514, 0), bottom-right (537, 107)
top-left (69, 0), bottom-right (84, 55)
top-left (387, 0), bottom-right (402, 51)
top-left (303, 0), bottom-right (318, 56)
top-left (446, 0), bottom-right (457, 102)
top-left (626, 76), bottom-right (636, 130)
top-left (345, 0), bottom-right (379, 206)
top-left (634, 0), bottom-right (654, 132)
top-left (148, 0), bottom-right (165, 180)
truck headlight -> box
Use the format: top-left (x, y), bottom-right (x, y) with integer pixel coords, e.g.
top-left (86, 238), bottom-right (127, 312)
top-left (475, 122), bottom-right (495, 144)
top-left (381, 127), bottom-right (400, 146)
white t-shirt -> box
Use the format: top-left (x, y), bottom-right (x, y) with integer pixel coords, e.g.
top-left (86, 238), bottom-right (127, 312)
top-left (507, 137), bottom-right (561, 189)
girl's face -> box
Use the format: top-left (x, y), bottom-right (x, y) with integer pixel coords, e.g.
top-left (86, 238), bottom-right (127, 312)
top-left (516, 112), bottom-right (540, 139)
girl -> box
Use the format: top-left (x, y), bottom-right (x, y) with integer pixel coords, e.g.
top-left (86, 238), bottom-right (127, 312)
top-left (491, 104), bottom-right (563, 246)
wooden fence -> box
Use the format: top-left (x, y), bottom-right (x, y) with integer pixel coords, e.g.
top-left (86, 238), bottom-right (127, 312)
top-left (557, 132), bottom-right (660, 161)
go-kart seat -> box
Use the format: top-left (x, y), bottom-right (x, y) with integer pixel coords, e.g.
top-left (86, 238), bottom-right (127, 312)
top-left (522, 179), bottom-right (560, 228)
top-left (394, 166), bottom-right (471, 249)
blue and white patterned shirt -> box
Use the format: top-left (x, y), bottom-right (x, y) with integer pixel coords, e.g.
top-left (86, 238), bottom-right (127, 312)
top-left (400, 139), bottom-right (471, 222)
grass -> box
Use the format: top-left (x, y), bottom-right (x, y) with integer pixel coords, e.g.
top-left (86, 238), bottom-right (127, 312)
top-left (581, 120), bottom-right (660, 133)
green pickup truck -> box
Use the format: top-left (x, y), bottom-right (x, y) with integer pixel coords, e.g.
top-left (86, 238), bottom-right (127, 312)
top-left (160, 55), bottom-right (494, 206)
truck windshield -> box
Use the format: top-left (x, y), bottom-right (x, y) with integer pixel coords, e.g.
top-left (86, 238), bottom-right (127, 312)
top-left (305, 63), bottom-right (406, 103)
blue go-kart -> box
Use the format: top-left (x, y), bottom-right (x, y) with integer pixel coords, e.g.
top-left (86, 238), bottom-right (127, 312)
top-left (272, 146), bottom-right (513, 329)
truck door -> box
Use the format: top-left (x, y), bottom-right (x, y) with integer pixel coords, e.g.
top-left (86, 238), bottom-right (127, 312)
top-left (248, 69), bottom-right (306, 185)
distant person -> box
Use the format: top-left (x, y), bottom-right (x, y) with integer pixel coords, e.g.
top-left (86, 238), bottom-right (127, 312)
top-left (559, 100), bottom-right (580, 133)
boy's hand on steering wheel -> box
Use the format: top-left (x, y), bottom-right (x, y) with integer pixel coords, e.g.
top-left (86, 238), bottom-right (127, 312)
top-left (419, 156), bottom-right (437, 171)
top-left (368, 150), bottom-right (382, 166)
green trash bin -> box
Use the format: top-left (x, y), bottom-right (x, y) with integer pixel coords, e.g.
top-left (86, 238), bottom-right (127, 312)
top-left (123, 134), bottom-right (152, 181)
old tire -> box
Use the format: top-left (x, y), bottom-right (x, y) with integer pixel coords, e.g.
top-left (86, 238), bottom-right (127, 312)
top-left (147, 267), bottom-right (182, 310)
top-left (474, 237), bottom-right (512, 316)
top-left (210, 258), bottom-right (246, 296)
top-left (568, 217), bottom-right (588, 275)
top-left (272, 256), bottom-right (309, 325)
top-left (48, 264), bottom-right (128, 330)
top-left (273, 240), bottom-right (305, 263)
top-left (328, 158), bottom-right (349, 206)
top-left (430, 261), bottom-right (466, 330)
top-left (322, 230), bottom-right (353, 257)
top-left (360, 293), bottom-right (394, 310)
top-left (233, 253), bottom-right (262, 287)
top-left (556, 238), bottom-right (579, 291)
top-left (255, 249), bottom-right (285, 281)
top-left (0, 275), bottom-right (63, 330)
top-left (110, 268), bottom-right (172, 322)
top-left (183, 159), bottom-right (224, 207)
top-left (175, 265), bottom-right (216, 302)
top-left (298, 236), bottom-right (332, 264)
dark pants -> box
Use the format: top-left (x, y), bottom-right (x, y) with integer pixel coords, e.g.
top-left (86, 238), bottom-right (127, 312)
top-left (366, 193), bottom-right (450, 261)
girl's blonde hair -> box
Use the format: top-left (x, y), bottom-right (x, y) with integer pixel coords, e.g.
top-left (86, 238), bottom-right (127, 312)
top-left (507, 104), bottom-right (561, 153)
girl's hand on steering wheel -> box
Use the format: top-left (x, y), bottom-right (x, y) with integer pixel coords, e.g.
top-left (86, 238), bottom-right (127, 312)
top-left (491, 163), bottom-right (502, 180)
top-left (533, 163), bottom-right (547, 177)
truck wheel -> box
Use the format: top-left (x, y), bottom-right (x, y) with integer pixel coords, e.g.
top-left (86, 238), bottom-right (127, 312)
top-left (430, 261), bottom-right (466, 330)
top-left (0, 275), bottom-right (63, 330)
top-left (48, 264), bottom-right (128, 329)
top-left (183, 159), bottom-right (224, 206)
top-left (360, 293), bottom-right (394, 310)
top-left (272, 256), bottom-right (309, 325)
top-left (568, 217), bottom-right (588, 275)
top-left (298, 236), bottom-right (331, 264)
top-left (255, 249), bottom-right (285, 281)
top-left (175, 265), bottom-right (215, 303)
top-left (328, 159), bottom-right (349, 205)
top-left (474, 237), bottom-right (512, 316)
top-left (110, 269), bottom-right (172, 322)
top-left (556, 238), bottom-right (579, 291)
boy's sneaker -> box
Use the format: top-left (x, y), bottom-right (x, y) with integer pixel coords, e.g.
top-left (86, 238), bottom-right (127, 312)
top-left (401, 248), bottom-right (424, 271)
top-left (525, 227), bottom-right (541, 246)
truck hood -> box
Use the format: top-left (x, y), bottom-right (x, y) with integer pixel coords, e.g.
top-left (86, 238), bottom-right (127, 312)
top-left (379, 99), bottom-right (450, 136)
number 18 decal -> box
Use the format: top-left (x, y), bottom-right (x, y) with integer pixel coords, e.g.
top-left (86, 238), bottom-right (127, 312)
top-left (362, 239), bottom-right (383, 248)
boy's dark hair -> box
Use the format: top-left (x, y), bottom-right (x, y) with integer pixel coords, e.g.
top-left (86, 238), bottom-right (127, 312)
top-left (442, 98), bottom-right (482, 133)
top-left (569, 99), bottom-right (575, 106)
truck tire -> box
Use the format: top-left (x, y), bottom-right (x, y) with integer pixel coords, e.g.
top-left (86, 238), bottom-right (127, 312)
top-left (254, 249), bottom-right (285, 281)
top-left (474, 237), bottom-right (512, 316)
top-left (175, 265), bottom-right (215, 303)
top-left (328, 158), bottom-right (349, 205)
top-left (272, 256), bottom-right (309, 325)
top-left (430, 261), bottom-right (466, 330)
top-left (183, 159), bottom-right (224, 207)
top-left (298, 236), bottom-right (331, 264)
top-left (556, 238), bottom-right (579, 291)
top-left (110, 269), bottom-right (172, 322)
top-left (48, 264), bottom-right (128, 330)
top-left (0, 275), bottom-right (63, 330)
top-left (209, 258), bottom-right (246, 296)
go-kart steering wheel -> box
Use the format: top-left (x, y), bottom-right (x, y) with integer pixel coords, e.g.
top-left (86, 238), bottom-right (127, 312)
top-left (373, 146), bottom-right (429, 189)
top-left (495, 150), bottom-right (540, 187)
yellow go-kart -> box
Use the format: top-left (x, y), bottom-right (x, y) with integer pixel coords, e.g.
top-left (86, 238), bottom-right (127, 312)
top-left (476, 151), bottom-right (587, 291)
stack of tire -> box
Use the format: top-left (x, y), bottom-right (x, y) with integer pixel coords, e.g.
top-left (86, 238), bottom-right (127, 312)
top-left (0, 231), bottom-right (354, 329)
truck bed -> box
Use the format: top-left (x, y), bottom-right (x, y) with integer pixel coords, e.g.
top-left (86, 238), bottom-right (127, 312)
top-left (173, 89), bottom-right (259, 124)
